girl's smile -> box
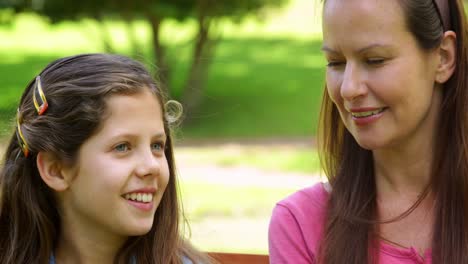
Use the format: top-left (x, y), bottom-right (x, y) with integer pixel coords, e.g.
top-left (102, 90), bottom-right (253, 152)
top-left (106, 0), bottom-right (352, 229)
top-left (122, 187), bottom-right (157, 212)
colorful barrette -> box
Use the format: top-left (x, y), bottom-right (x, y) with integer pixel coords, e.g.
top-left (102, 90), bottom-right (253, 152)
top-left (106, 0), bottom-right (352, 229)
top-left (16, 109), bottom-right (29, 157)
top-left (33, 76), bottom-right (48, 115)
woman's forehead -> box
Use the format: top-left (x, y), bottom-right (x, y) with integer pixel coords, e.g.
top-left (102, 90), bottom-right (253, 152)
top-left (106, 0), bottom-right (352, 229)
top-left (322, 0), bottom-right (408, 50)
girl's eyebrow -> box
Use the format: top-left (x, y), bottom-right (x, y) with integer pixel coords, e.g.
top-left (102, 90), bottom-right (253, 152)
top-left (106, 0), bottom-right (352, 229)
top-left (108, 132), bottom-right (167, 141)
top-left (153, 133), bottom-right (167, 140)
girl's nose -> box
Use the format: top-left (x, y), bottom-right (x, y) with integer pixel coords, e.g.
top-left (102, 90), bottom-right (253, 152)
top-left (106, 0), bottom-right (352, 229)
top-left (135, 150), bottom-right (160, 178)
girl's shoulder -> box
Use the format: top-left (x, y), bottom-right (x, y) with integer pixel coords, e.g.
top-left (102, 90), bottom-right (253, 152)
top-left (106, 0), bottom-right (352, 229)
top-left (50, 254), bottom-right (196, 264)
top-left (181, 255), bottom-right (194, 264)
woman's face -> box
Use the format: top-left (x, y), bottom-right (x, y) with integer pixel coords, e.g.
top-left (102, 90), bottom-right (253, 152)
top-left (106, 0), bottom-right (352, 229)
top-left (322, 0), bottom-right (442, 150)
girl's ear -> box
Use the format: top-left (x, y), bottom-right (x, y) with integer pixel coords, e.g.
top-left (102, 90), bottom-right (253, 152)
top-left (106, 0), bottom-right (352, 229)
top-left (435, 31), bottom-right (457, 84)
top-left (36, 152), bottom-right (70, 192)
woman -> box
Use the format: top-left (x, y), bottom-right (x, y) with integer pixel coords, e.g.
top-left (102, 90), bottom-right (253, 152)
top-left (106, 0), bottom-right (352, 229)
top-left (269, 0), bottom-right (468, 263)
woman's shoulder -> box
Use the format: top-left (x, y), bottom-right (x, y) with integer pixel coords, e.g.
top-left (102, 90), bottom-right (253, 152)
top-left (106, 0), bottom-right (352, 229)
top-left (271, 181), bottom-right (330, 230)
top-left (268, 182), bottom-right (330, 261)
top-left (276, 181), bottom-right (330, 213)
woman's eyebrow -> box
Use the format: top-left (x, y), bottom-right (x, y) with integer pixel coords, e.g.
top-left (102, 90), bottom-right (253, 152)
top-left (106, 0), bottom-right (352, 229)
top-left (321, 43), bottom-right (393, 54)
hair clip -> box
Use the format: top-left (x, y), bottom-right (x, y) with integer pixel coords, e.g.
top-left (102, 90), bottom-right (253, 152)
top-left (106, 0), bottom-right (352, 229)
top-left (33, 76), bottom-right (48, 115)
top-left (164, 100), bottom-right (183, 124)
top-left (16, 109), bottom-right (29, 157)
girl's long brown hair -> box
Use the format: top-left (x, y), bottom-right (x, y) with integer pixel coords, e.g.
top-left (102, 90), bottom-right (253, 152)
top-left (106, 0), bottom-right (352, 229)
top-left (318, 0), bottom-right (468, 263)
top-left (0, 53), bottom-right (212, 264)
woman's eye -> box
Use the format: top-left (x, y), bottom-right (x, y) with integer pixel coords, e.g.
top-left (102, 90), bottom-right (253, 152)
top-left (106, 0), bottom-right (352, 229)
top-left (114, 143), bottom-right (130, 152)
top-left (326, 61), bottom-right (345, 67)
top-left (367, 58), bottom-right (385, 65)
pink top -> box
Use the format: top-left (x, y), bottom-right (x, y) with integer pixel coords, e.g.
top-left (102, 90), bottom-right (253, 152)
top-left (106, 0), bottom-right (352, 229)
top-left (268, 182), bottom-right (432, 264)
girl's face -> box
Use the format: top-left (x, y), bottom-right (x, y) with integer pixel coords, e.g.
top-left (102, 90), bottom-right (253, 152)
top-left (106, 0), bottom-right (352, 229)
top-left (59, 90), bottom-right (170, 243)
top-left (322, 0), bottom-right (442, 150)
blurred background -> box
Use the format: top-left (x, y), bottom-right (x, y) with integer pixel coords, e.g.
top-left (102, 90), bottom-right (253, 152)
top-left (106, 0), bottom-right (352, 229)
top-left (0, 0), bottom-right (327, 254)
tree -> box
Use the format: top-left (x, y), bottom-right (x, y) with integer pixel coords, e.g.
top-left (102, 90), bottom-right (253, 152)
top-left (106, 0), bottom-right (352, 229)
top-left (1, 0), bottom-right (289, 119)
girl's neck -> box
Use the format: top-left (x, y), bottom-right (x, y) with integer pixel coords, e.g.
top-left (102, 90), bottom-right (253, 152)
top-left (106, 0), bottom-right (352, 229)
top-left (54, 227), bottom-right (126, 264)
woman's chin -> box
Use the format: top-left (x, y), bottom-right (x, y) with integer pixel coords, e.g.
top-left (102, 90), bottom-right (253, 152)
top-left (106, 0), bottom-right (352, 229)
top-left (354, 138), bottom-right (385, 151)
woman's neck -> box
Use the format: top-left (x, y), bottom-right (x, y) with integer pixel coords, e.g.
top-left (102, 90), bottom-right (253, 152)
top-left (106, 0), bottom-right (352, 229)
top-left (373, 145), bottom-right (436, 256)
top-left (373, 129), bottom-right (436, 197)
top-left (374, 152), bottom-right (431, 197)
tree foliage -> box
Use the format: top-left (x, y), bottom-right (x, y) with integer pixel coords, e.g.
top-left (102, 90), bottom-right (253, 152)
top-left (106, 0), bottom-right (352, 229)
top-left (0, 0), bottom-right (289, 119)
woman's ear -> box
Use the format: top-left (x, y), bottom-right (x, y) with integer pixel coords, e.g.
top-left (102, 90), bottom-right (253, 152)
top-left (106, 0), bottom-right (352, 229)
top-left (36, 152), bottom-right (70, 192)
top-left (435, 31), bottom-right (457, 84)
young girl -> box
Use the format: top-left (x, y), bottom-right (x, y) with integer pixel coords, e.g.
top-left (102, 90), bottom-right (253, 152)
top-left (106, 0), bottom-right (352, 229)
top-left (269, 0), bottom-right (467, 263)
top-left (0, 53), bottom-right (212, 264)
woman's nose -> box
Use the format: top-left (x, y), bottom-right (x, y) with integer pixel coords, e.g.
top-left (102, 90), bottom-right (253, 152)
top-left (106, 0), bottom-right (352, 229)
top-left (340, 63), bottom-right (367, 101)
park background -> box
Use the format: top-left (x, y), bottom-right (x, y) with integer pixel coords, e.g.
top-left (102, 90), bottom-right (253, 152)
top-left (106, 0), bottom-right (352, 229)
top-left (4, 0), bottom-right (464, 255)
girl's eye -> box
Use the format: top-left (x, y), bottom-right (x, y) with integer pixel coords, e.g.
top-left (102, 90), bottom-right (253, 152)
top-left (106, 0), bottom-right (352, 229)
top-left (151, 142), bottom-right (165, 151)
top-left (114, 143), bottom-right (130, 152)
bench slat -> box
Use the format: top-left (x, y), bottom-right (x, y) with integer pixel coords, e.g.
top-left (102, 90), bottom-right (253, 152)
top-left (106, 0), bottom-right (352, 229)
top-left (208, 252), bottom-right (269, 264)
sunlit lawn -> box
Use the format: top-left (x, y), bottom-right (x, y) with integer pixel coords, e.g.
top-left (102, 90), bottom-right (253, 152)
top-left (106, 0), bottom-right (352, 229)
top-left (176, 144), bottom-right (321, 174)
top-left (179, 165), bottom-right (318, 253)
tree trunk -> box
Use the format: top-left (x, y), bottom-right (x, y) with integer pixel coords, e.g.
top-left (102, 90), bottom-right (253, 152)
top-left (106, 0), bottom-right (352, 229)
top-left (147, 13), bottom-right (171, 95)
top-left (122, 13), bottom-right (141, 59)
top-left (93, 13), bottom-right (115, 53)
top-left (180, 10), bottom-right (216, 121)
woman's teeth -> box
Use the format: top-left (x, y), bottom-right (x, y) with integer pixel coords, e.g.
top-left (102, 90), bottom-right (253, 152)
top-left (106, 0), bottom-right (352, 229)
top-left (351, 108), bottom-right (385, 118)
top-left (124, 193), bottom-right (153, 203)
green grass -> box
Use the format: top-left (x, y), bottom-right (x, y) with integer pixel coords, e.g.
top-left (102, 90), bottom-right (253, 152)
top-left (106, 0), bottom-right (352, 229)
top-left (179, 181), bottom-right (304, 253)
top-left (177, 146), bottom-right (321, 173)
top-left (0, 0), bottom-right (326, 139)
top-left (180, 181), bottom-right (297, 219)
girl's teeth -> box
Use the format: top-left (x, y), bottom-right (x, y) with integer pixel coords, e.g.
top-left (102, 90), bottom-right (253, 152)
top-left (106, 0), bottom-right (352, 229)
top-left (124, 193), bottom-right (153, 203)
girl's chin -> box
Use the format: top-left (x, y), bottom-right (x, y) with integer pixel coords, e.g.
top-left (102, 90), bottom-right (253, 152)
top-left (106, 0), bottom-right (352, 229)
top-left (123, 223), bottom-right (154, 237)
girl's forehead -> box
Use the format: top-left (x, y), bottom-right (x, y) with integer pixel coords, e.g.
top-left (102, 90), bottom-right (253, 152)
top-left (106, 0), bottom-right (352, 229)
top-left (106, 92), bottom-right (162, 119)
top-left (93, 91), bottom-right (165, 138)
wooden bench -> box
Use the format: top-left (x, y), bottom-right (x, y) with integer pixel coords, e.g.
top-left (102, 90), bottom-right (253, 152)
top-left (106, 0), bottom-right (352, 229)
top-left (208, 252), bottom-right (269, 264)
